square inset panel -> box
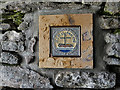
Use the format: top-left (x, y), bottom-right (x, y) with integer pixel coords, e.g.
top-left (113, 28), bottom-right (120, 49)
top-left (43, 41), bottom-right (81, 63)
top-left (39, 14), bottom-right (93, 68)
top-left (50, 26), bottom-right (81, 56)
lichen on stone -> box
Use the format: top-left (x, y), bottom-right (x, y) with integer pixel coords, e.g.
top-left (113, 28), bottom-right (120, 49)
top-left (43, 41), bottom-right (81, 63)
top-left (114, 29), bottom-right (120, 34)
top-left (2, 10), bottom-right (25, 27)
top-left (98, 10), bottom-right (113, 16)
top-left (104, 2), bottom-right (120, 15)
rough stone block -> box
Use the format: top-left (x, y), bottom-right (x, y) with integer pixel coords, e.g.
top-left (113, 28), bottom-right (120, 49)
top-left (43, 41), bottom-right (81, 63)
top-left (1, 41), bottom-right (24, 52)
top-left (84, 2), bottom-right (102, 6)
top-left (4, 1), bottom-right (38, 13)
top-left (0, 23), bottom-right (10, 30)
top-left (100, 17), bottom-right (120, 29)
top-left (105, 33), bottom-right (118, 43)
top-left (17, 13), bottom-right (33, 30)
top-left (104, 2), bottom-right (120, 15)
top-left (106, 43), bottom-right (120, 58)
top-left (103, 57), bottom-right (120, 65)
top-left (2, 31), bottom-right (25, 42)
top-left (18, 22), bottom-right (29, 30)
top-left (39, 14), bottom-right (93, 68)
top-left (0, 52), bottom-right (18, 65)
top-left (0, 66), bottom-right (53, 88)
top-left (55, 71), bottom-right (116, 89)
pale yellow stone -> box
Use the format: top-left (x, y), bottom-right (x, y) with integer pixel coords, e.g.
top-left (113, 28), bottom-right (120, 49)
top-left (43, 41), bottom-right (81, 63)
top-left (39, 14), bottom-right (93, 68)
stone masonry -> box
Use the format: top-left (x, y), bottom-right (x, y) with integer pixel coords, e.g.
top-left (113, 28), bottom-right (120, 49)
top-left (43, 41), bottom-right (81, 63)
top-left (0, 1), bottom-right (120, 90)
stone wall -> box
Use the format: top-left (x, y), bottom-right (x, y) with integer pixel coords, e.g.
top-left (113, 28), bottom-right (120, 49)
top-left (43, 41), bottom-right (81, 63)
top-left (0, 1), bottom-right (120, 90)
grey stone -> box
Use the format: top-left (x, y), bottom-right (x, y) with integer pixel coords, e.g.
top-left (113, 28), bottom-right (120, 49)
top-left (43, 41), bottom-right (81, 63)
top-left (5, 1), bottom-right (38, 13)
top-left (106, 43), bottom-right (120, 58)
top-left (1, 31), bottom-right (25, 52)
top-left (84, 2), bottom-right (102, 6)
top-left (28, 37), bottom-right (37, 53)
top-left (0, 34), bottom-right (3, 40)
top-left (0, 23), bottom-right (10, 30)
top-left (24, 52), bottom-right (35, 64)
top-left (1, 41), bottom-right (24, 52)
top-left (18, 22), bottom-right (29, 30)
top-left (116, 33), bottom-right (120, 42)
top-left (0, 10), bottom-right (4, 15)
top-left (105, 33), bottom-right (120, 44)
top-left (0, 52), bottom-right (18, 65)
top-left (23, 13), bottom-right (33, 21)
top-left (103, 56), bottom-right (120, 65)
top-left (26, 2), bottom-right (39, 12)
top-left (104, 2), bottom-right (120, 14)
top-left (55, 71), bottom-right (116, 89)
top-left (105, 44), bottom-right (115, 56)
top-left (105, 33), bottom-right (118, 43)
top-left (18, 13), bottom-right (34, 30)
top-left (5, 2), bottom-right (26, 11)
top-left (116, 43), bottom-right (120, 51)
top-left (3, 1), bottom-right (102, 14)
top-left (16, 3), bottom-right (31, 13)
top-left (2, 31), bottom-right (25, 42)
top-left (100, 17), bottom-right (120, 29)
top-left (69, 2), bottom-right (102, 13)
top-left (84, 2), bottom-right (102, 10)
top-left (5, 2), bottom-right (16, 10)
top-left (0, 65), bottom-right (53, 88)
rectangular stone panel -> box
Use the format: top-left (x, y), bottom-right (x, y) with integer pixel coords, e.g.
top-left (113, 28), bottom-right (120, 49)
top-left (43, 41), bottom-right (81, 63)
top-left (39, 14), bottom-right (93, 68)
